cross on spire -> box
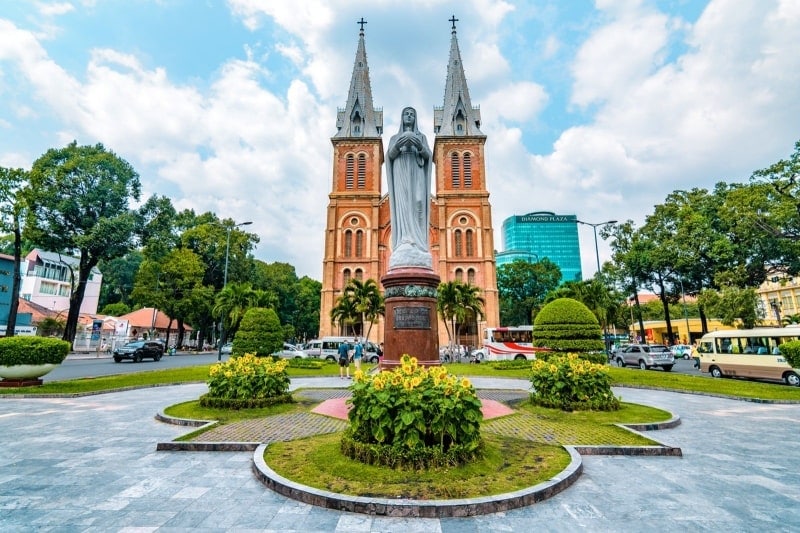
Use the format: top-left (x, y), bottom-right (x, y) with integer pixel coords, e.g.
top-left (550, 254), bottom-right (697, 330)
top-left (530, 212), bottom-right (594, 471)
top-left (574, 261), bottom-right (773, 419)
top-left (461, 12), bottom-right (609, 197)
top-left (449, 15), bottom-right (458, 31)
top-left (357, 17), bottom-right (367, 32)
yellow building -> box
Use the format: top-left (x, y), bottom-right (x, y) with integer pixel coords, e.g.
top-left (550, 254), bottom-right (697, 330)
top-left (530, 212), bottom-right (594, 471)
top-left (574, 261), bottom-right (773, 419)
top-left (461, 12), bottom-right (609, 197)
top-left (628, 319), bottom-right (735, 346)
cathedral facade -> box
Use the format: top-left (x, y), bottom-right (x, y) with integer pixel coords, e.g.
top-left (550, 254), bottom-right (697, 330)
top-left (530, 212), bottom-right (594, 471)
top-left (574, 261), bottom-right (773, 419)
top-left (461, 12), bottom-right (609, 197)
top-left (319, 22), bottom-right (500, 348)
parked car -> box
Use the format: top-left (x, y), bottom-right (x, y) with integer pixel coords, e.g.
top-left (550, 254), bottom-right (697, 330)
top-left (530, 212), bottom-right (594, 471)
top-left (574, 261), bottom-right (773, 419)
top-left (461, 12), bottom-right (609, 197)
top-left (220, 342), bottom-right (233, 355)
top-left (113, 340), bottom-right (164, 363)
top-left (613, 343), bottom-right (674, 371)
top-left (670, 344), bottom-right (693, 360)
top-left (271, 343), bottom-right (310, 359)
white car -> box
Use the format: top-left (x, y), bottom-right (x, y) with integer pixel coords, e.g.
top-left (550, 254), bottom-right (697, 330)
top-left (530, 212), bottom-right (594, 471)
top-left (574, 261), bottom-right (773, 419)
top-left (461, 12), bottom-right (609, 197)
top-left (670, 344), bottom-right (693, 360)
top-left (271, 343), bottom-right (310, 359)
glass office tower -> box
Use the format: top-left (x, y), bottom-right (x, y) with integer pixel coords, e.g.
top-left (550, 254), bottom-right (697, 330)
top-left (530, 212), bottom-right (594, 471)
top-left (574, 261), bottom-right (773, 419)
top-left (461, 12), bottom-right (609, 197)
top-left (495, 212), bottom-right (582, 283)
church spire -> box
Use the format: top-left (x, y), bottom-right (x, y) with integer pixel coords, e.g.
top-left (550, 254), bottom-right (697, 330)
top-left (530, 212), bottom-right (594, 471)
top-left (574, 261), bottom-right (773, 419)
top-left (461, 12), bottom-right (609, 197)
top-left (434, 15), bottom-right (483, 136)
top-left (335, 19), bottom-right (383, 138)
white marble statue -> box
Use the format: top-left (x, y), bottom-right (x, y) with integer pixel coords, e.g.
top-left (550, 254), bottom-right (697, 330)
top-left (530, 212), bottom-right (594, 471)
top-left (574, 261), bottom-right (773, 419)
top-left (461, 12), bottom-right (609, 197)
top-left (386, 106), bottom-right (433, 270)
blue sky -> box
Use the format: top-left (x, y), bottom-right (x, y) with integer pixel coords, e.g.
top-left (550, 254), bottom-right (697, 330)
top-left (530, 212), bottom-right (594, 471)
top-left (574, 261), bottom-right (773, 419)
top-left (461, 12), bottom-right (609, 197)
top-left (2, 0), bottom-right (799, 281)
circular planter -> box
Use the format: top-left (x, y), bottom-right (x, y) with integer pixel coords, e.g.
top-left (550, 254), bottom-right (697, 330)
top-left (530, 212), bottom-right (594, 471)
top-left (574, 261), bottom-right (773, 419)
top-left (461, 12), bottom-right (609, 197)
top-left (0, 363), bottom-right (59, 380)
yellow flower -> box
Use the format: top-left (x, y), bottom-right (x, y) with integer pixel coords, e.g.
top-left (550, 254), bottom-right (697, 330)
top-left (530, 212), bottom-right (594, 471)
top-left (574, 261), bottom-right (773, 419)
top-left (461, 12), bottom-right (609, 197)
top-left (460, 377), bottom-right (471, 389)
top-left (411, 376), bottom-right (423, 387)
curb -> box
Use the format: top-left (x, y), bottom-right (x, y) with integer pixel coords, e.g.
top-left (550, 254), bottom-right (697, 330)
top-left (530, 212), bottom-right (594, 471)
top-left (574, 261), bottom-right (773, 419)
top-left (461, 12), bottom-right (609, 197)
top-left (251, 443), bottom-right (583, 518)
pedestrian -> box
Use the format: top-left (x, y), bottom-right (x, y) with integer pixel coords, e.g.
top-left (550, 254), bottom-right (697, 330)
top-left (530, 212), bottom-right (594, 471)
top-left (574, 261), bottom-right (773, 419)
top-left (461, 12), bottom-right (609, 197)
top-left (337, 341), bottom-right (350, 379)
top-left (353, 339), bottom-right (363, 371)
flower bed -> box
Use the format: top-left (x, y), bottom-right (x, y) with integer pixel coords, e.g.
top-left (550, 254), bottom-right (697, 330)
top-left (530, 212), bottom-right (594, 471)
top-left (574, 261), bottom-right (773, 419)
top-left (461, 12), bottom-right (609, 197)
top-left (342, 355), bottom-right (484, 469)
top-left (530, 353), bottom-right (619, 411)
top-left (201, 354), bottom-right (292, 409)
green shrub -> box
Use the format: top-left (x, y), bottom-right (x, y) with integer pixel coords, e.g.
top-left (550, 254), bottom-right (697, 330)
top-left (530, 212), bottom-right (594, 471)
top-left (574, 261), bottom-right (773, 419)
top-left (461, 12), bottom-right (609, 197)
top-left (0, 337), bottom-right (71, 366)
top-left (232, 308), bottom-right (283, 357)
top-left (286, 358), bottom-right (324, 369)
top-left (530, 353), bottom-right (619, 411)
top-left (779, 340), bottom-right (800, 368)
top-left (206, 354), bottom-right (290, 402)
top-left (580, 352), bottom-right (609, 365)
top-left (533, 298), bottom-right (604, 353)
top-left (488, 359), bottom-right (532, 371)
top-left (198, 392), bottom-right (293, 410)
top-left (345, 355), bottom-right (484, 468)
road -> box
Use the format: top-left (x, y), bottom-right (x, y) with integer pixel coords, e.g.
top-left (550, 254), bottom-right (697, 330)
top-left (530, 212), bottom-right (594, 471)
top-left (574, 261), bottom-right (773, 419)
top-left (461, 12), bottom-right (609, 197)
top-left (44, 351), bottom-right (226, 382)
top-left (45, 350), bottom-right (704, 383)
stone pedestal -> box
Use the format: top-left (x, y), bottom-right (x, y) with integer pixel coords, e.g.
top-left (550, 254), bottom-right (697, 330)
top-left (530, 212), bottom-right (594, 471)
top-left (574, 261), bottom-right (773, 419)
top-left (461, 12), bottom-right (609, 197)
top-left (380, 267), bottom-right (441, 370)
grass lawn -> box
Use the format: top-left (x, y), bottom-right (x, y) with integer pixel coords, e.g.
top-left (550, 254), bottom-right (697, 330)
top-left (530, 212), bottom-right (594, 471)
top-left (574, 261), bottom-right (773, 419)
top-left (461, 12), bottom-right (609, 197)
top-left (264, 432), bottom-right (571, 499)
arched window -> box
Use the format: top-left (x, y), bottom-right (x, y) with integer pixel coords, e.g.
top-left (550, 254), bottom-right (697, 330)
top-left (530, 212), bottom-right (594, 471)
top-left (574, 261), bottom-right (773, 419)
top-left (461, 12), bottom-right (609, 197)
top-left (344, 230), bottom-right (352, 258)
top-left (468, 268), bottom-right (476, 285)
top-left (355, 268), bottom-right (363, 281)
top-left (355, 230), bottom-right (364, 257)
top-left (343, 269), bottom-right (351, 286)
top-left (357, 154), bottom-right (366, 189)
top-left (463, 153), bottom-right (472, 187)
top-left (465, 229), bottom-right (474, 257)
top-left (451, 152), bottom-right (460, 188)
top-left (454, 229), bottom-right (463, 257)
top-left (455, 268), bottom-right (463, 282)
top-left (345, 154), bottom-right (354, 189)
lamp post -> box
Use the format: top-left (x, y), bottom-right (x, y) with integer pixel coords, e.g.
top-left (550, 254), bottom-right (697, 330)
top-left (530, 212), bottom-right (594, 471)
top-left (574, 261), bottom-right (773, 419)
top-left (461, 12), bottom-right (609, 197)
top-left (577, 219), bottom-right (618, 353)
top-left (217, 220), bottom-right (253, 360)
top-left (678, 278), bottom-right (691, 343)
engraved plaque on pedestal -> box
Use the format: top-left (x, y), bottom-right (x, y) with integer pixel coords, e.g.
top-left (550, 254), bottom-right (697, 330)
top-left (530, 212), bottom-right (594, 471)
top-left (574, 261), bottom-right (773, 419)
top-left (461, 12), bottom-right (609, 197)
top-left (393, 306), bottom-right (431, 330)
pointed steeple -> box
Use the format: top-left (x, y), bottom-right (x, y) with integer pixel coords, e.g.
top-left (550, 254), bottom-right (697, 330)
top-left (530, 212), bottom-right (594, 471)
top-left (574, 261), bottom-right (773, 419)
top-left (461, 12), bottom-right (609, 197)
top-left (434, 16), bottom-right (483, 136)
top-left (335, 20), bottom-right (383, 138)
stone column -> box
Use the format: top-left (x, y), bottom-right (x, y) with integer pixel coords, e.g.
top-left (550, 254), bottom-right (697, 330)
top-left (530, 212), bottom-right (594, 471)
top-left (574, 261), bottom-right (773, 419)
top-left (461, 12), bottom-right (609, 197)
top-left (380, 268), bottom-right (441, 370)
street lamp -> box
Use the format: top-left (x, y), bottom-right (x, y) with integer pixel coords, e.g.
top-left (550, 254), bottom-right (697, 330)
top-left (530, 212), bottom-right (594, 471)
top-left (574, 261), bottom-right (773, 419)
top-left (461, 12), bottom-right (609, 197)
top-left (678, 278), bottom-right (691, 343)
top-left (577, 219), bottom-right (618, 352)
top-left (217, 220), bottom-right (253, 360)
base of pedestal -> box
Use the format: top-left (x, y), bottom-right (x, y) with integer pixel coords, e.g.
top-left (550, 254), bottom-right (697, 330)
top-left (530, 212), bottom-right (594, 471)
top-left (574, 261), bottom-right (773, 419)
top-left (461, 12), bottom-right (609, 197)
top-left (381, 267), bottom-right (441, 369)
top-left (0, 378), bottom-right (44, 387)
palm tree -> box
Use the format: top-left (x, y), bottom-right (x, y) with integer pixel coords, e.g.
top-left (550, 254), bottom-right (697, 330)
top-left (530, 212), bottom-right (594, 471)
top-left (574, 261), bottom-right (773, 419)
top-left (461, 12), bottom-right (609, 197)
top-left (213, 282), bottom-right (255, 338)
top-left (455, 282), bottom-right (485, 348)
top-left (330, 295), bottom-right (359, 336)
top-left (438, 281), bottom-right (485, 354)
top-left (342, 278), bottom-right (385, 340)
top-left (437, 281), bottom-right (460, 353)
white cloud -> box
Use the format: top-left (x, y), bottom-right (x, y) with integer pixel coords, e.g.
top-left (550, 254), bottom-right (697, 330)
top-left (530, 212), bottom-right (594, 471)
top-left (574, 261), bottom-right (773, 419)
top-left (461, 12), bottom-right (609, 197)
top-left (36, 2), bottom-right (75, 17)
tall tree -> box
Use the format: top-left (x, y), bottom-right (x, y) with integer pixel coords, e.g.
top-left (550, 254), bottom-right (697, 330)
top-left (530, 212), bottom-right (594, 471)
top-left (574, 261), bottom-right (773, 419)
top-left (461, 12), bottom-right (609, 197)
top-left (340, 278), bottom-right (384, 340)
top-left (0, 167), bottom-right (26, 336)
top-left (24, 142), bottom-right (140, 344)
top-left (437, 280), bottom-right (485, 352)
top-left (497, 258), bottom-right (561, 326)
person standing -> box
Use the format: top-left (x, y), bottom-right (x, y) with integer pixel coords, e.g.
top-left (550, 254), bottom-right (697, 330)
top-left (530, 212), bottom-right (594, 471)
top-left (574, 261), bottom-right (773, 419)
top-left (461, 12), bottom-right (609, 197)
top-left (338, 341), bottom-right (350, 379)
top-left (353, 339), bottom-right (363, 371)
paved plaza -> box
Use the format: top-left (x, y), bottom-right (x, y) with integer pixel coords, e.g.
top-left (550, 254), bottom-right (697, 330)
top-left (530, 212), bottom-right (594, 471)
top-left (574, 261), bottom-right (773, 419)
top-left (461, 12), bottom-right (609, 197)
top-left (1, 377), bottom-right (799, 532)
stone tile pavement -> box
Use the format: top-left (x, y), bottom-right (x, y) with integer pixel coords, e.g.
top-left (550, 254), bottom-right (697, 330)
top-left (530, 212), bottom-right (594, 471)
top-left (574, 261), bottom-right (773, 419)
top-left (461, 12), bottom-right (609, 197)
top-left (1, 377), bottom-right (799, 531)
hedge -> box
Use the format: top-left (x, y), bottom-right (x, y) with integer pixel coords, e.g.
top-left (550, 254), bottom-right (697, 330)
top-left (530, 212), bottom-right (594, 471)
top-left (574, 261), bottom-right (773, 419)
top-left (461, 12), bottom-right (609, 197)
top-left (0, 336), bottom-right (71, 366)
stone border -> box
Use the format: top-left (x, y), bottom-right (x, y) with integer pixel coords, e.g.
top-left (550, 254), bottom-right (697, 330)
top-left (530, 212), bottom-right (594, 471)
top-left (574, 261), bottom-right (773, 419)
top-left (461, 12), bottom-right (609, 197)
top-left (251, 443), bottom-right (583, 518)
top-left (154, 411), bottom-right (259, 452)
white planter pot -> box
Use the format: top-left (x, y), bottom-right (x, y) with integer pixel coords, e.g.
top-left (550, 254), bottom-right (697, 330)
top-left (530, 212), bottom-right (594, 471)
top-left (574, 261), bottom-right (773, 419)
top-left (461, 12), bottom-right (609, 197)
top-left (0, 363), bottom-right (59, 380)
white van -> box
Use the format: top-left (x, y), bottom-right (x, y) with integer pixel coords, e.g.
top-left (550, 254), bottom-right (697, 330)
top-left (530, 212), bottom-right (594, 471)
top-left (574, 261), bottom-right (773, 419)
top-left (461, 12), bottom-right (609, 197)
top-left (304, 337), bottom-right (381, 363)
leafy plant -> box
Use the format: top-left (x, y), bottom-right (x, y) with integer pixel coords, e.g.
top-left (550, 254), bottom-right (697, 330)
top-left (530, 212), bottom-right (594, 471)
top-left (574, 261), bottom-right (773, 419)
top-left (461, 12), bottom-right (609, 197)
top-left (345, 355), bottom-right (484, 468)
top-left (530, 353), bottom-right (620, 411)
top-left (778, 340), bottom-right (800, 368)
top-left (232, 307), bottom-right (283, 357)
top-left (205, 354), bottom-right (290, 405)
top-left (0, 337), bottom-right (71, 366)
top-left (533, 298), bottom-right (604, 353)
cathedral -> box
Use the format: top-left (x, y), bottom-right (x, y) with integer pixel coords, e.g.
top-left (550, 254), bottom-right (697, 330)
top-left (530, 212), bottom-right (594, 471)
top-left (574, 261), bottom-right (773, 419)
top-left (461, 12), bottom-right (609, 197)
top-left (319, 19), bottom-right (500, 348)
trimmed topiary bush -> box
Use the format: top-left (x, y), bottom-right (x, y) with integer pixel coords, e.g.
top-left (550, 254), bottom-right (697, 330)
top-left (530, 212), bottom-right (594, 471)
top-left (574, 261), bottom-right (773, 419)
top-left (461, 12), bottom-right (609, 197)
top-left (530, 353), bottom-right (619, 411)
top-left (533, 298), bottom-right (604, 353)
top-left (0, 336), bottom-right (71, 366)
top-left (778, 340), bottom-right (800, 369)
top-left (232, 307), bottom-right (283, 358)
top-left (343, 355), bottom-right (484, 469)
